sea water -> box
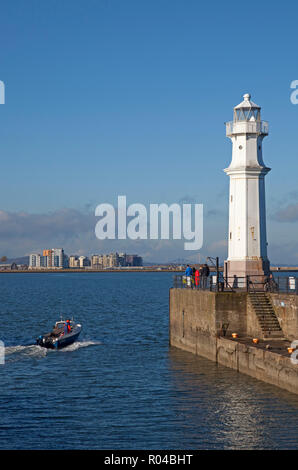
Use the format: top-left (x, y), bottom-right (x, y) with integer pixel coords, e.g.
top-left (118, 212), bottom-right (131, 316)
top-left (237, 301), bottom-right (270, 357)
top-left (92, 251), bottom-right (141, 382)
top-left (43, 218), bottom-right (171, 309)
top-left (0, 272), bottom-right (297, 449)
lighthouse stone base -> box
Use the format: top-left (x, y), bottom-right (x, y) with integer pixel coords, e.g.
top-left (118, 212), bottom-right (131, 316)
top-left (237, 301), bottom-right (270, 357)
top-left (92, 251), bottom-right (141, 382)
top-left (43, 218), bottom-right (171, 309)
top-left (225, 258), bottom-right (270, 284)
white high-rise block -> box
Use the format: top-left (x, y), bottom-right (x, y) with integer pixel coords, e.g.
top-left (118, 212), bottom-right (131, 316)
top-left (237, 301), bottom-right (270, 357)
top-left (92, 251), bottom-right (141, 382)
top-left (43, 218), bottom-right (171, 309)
top-left (224, 94), bottom-right (270, 281)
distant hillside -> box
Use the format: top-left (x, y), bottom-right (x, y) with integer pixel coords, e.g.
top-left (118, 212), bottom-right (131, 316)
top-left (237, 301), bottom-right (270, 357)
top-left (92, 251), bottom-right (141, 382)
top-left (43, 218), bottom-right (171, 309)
top-left (0, 256), bottom-right (29, 265)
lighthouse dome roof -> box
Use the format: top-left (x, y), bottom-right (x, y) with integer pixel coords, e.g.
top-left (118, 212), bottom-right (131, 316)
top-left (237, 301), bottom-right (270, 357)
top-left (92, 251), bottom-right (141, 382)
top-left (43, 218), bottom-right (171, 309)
top-left (234, 93), bottom-right (261, 109)
top-left (233, 93), bottom-right (261, 122)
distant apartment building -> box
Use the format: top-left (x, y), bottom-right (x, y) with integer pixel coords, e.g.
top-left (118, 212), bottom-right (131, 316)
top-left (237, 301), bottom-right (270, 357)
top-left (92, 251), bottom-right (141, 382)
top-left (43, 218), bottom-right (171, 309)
top-left (29, 250), bottom-right (142, 270)
top-left (110, 252), bottom-right (119, 267)
top-left (91, 253), bottom-right (113, 269)
top-left (40, 256), bottom-right (47, 267)
top-left (53, 248), bottom-right (64, 268)
top-left (30, 248), bottom-right (68, 269)
top-left (118, 253), bottom-right (127, 267)
top-left (79, 256), bottom-right (90, 268)
top-left (91, 254), bottom-right (103, 269)
top-left (125, 254), bottom-right (143, 267)
top-left (90, 252), bottom-right (142, 269)
top-left (29, 253), bottom-right (41, 268)
top-left (43, 249), bottom-right (53, 267)
top-left (69, 255), bottom-right (90, 268)
top-left (69, 256), bottom-right (79, 268)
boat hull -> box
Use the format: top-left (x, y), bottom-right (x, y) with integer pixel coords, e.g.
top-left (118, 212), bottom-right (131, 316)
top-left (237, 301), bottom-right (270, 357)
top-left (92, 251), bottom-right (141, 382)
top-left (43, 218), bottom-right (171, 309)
top-left (36, 325), bottom-right (82, 349)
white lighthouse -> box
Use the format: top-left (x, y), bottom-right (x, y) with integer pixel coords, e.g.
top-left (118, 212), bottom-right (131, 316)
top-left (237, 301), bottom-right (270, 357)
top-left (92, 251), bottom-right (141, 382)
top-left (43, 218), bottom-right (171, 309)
top-left (224, 93), bottom-right (270, 281)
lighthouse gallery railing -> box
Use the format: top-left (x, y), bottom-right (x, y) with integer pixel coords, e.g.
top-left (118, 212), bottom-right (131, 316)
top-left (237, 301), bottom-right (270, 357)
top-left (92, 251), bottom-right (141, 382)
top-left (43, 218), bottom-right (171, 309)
top-left (226, 120), bottom-right (269, 136)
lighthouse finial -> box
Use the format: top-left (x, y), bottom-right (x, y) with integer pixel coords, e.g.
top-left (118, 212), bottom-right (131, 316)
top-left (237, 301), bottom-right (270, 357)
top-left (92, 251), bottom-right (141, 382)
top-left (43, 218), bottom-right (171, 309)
top-left (243, 93), bottom-right (251, 101)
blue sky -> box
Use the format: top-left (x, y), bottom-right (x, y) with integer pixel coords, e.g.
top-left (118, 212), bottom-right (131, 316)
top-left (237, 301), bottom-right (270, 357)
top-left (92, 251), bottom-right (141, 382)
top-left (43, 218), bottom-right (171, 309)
top-left (1, 0), bottom-right (298, 263)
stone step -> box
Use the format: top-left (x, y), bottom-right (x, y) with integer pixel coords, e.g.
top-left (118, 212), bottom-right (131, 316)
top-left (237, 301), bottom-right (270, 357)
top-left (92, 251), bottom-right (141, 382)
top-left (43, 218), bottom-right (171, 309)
top-left (263, 332), bottom-right (284, 338)
top-left (258, 320), bottom-right (281, 324)
top-left (258, 319), bottom-right (281, 324)
top-left (253, 303), bottom-right (274, 306)
top-left (255, 313), bottom-right (280, 318)
top-left (254, 308), bottom-right (276, 311)
top-left (252, 306), bottom-right (272, 310)
top-left (249, 294), bottom-right (269, 297)
top-left (258, 320), bottom-right (281, 323)
top-left (251, 303), bottom-right (272, 305)
top-left (255, 314), bottom-right (278, 318)
top-left (250, 302), bottom-right (272, 306)
top-left (250, 301), bottom-right (272, 305)
top-left (258, 326), bottom-right (282, 331)
top-left (256, 312), bottom-right (279, 317)
top-left (249, 295), bottom-right (270, 298)
top-left (249, 298), bottom-right (269, 301)
top-left (254, 311), bottom-right (276, 314)
top-left (255, 315), bottom-right (279, 320)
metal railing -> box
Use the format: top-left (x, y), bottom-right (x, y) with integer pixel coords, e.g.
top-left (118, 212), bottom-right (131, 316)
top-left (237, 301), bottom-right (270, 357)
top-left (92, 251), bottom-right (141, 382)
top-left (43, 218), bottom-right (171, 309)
top-left (173, 274), bottom-right (298, 294)
top-left (226, 120), bottom-right (269, 136)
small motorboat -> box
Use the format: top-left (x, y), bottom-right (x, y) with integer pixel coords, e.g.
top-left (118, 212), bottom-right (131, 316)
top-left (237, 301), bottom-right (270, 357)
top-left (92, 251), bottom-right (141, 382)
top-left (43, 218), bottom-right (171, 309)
top-left (36, 319), bottom-right (82, 349)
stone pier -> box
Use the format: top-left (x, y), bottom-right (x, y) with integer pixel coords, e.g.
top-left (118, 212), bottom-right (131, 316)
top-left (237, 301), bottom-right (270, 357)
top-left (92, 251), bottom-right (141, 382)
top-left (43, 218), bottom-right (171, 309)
top-left (169, 289), bottom-right (298, 395)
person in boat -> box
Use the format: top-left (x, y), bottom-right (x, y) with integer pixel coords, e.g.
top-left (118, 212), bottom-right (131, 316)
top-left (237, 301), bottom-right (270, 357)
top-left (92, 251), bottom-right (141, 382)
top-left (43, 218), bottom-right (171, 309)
top-left (64, 319), bottom-right (72, 335)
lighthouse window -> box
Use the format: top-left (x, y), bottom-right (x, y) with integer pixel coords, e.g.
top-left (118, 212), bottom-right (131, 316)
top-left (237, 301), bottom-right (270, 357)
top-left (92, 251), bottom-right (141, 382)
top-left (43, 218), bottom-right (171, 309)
top-left (239, 145), bottom-right (243, 149)
top-left (231, 195), bottom-right (233, 202)
top-left (230, 232), bottom-right (232, 240)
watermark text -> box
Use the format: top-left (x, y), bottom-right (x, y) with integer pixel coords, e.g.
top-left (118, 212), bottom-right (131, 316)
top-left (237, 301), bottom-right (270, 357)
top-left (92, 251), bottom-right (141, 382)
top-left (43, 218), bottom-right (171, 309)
top-left (95, 196), bottom-right (203, 250)
top-left (290, 80), bottom-right (298, 104)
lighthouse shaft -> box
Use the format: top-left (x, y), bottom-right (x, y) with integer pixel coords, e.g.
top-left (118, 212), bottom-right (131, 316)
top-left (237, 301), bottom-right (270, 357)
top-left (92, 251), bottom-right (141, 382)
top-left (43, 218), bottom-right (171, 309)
top-left (224, 94), bottom-right (270, 281)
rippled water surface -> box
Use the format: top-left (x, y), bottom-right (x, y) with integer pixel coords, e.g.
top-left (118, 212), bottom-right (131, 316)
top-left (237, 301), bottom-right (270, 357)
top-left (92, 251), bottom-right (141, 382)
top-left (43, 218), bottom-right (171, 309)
top-left (0, 272), bottom-right (297, 449)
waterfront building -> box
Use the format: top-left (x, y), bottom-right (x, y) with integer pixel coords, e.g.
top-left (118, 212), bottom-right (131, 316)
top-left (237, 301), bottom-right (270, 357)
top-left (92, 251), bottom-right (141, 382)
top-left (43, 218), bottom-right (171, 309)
top-left (43, 249), bottom-right (53, 267)
top-left (109, 252), bottom-right (119, 268)
top-left (126, 254), bottom-right (143, 267)
top-left (224, 93), bottom-right (270, 280)
top-left (102, 254), bottom-right (110, 268)
top-left (79, 256), bottom-right (90, 268)
top-left (91, 254), bottom-right (103, 269)
top-left (42, 248), bottom-right (67, 268)
top-left (118, 253), bottom-right (126, 267)
top-left (29, 248), bottom-right (68, 269)
top-left (53, 248), bottom-right (64, 268)
top-left (40, 255), bottom-right (47, 267)
top-left (29, 253), bottom-right (41, 268)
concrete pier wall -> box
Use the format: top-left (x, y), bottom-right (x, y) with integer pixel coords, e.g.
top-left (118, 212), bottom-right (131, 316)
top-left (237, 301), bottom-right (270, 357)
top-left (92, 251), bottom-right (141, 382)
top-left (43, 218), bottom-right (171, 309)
top-left (169, 288), bottom-right (298, 395)
top-left (269, 293), bottom-right (298, 341)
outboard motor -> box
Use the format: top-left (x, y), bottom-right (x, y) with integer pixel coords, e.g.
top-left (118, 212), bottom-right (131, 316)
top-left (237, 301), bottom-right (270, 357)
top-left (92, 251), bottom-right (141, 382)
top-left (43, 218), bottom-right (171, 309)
top-left (36, 335), bottom-right (46, 347)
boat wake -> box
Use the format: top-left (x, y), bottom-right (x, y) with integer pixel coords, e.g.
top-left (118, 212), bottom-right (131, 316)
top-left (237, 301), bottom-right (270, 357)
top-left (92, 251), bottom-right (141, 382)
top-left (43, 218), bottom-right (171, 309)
top-left (5, 344), bottom-right (48, 362)
top-left (4, 340), bottom-right (100, 363)
top-left (59, 340), bottom-right (100, 352)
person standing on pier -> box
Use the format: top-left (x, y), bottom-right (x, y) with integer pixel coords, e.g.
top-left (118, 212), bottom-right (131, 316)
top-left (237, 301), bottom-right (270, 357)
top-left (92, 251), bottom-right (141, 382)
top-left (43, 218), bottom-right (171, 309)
top-left (201, 264), bottom-right (210, 289)
top-left (195, 268), bottom-right (200, 289)
top-left (184, 265), bottom-right (192, 288)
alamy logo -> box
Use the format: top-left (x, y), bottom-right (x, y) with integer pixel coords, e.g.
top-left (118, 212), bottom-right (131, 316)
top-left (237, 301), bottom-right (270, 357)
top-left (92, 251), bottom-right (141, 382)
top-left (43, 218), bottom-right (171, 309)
top-left (0, 340), bottom-right (5, 365)
top-left (0, 81), bottom-right (5, 104)
top-left (95, 196), bottom-right (203, 250)
top-left (290, 80), bottom-right (298, 104)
